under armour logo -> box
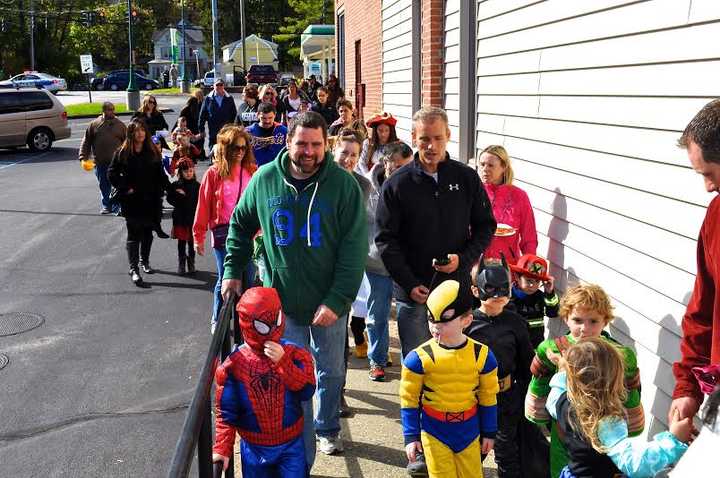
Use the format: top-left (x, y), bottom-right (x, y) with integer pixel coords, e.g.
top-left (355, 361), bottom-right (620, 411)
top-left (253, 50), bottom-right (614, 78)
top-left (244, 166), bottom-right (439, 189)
top-left (448, 184), bottom-right (459, 191)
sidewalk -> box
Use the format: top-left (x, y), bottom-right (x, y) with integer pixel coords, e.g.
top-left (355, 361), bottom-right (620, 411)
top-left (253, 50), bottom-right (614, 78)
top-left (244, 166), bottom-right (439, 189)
top-left (232, 318), bottom-right (499, 477)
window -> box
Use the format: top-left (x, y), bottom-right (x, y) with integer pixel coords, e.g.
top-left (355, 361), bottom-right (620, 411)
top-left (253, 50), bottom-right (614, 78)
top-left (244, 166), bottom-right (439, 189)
top-left (0, 93), bottom-right (23, 114)
top-left (19, 91), bottom-right (53, 111)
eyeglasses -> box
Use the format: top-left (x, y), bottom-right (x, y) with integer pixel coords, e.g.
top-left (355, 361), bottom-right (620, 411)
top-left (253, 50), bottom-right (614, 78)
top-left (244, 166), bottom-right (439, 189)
top-left (230, 144), bottom-right (248, 152)
top-left (148, 101), bottom-right (156, 105)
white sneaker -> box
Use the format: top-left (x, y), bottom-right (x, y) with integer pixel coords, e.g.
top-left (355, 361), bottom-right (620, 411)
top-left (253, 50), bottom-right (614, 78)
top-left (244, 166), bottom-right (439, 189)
top-left (318, 435), bottom-right (344, 455)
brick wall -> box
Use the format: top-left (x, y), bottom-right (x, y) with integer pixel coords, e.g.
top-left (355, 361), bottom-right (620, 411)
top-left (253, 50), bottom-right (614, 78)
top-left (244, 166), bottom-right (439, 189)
top-left (335, 0), bottom-right (382, 120)
top-left (421, 0), bottom-right (444, 107)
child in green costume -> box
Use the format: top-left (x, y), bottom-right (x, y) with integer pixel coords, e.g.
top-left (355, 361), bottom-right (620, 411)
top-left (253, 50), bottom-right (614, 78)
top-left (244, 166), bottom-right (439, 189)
top-left (524, 283), bottom-right (644, 477)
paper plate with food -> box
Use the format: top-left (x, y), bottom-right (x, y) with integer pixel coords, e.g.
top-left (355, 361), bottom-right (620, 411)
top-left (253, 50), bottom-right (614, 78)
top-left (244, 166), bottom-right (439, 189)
top-left (494, 223), bottom-right (517, 237)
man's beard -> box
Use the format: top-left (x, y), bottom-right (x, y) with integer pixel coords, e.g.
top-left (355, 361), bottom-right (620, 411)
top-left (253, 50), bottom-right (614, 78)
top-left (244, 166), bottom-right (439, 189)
top-left (290, 153), bottom-right (322, 176)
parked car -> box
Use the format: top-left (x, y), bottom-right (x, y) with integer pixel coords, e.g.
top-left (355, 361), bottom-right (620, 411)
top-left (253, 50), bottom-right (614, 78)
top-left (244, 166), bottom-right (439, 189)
top-left (0, 88), bottom-right (71, 152)
top-left (202, 71), bottom-right (215, 87)
top-left (102, 71), bottom-right (161, 91)
top-left (0, 72), bottom-right (67, 94)
top-left (246, 65), bottom-right (278, 85)
top-left (278, 74), bottom-right (295, 88)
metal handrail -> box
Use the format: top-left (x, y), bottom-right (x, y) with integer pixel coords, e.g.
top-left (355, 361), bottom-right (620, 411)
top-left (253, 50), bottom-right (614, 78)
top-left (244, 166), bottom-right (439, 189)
top-left (167, 292), bottom-right (238, 478)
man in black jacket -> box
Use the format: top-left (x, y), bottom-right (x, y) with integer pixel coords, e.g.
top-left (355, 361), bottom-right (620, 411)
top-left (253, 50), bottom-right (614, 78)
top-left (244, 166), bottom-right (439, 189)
top-left (198, 78), bottom-right (237, 150)
top-left (376, 106), bottom-right (496, 359)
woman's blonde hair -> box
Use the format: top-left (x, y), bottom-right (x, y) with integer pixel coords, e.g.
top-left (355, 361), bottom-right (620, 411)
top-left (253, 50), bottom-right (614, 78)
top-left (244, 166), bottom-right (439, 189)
top-left (259, 84), bottom-right (277, 102)
top-left (140, 94), bottom-right (158, 115)
top-left (480, 145), bottom-right (514, 185)
top-left (192, 89), bottom-right (204, 103)
top-left (559, 284), bottom-right (614, 324)
top-left (213, 125), bottom-right (257, 178)
top-left (564, 337), bottom-right (627, 452)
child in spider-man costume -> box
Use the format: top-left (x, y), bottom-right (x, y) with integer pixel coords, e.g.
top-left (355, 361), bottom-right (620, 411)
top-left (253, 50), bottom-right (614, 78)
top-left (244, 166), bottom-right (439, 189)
top-left (212, 287), bottom-right (316, 477)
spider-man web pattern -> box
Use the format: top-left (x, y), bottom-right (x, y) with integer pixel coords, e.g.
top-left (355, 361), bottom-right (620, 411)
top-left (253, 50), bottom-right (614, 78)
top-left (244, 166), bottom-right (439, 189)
top-left (213, 339), bottom-right (316, 456)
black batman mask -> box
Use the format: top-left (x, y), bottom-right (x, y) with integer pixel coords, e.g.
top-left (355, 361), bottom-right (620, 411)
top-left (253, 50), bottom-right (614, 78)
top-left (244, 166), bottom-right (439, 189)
top-left (475, 255), bottom-right (511, 300)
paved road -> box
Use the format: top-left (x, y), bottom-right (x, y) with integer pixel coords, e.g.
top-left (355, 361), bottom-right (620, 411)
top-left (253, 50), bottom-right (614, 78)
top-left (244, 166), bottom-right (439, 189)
top-left (0, 111), bottom-right (214, 477)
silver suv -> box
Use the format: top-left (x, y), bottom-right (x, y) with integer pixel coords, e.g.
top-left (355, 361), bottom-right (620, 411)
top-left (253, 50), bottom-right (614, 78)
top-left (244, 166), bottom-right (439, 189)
top-left (0, 88), bottom-right (71, 152)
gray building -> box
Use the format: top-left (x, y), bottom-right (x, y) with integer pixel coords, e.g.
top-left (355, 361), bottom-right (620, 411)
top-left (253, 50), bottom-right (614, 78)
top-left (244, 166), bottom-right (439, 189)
top-left (148, 20), bottom-right (208, 81)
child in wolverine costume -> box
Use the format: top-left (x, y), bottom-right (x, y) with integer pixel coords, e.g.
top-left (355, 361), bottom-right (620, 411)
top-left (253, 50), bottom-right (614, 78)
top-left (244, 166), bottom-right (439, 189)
top-left (212, 287), bottom-right (316, 477)
top-left (524, 283), bottom-right (644, 478)
top-left (400, 280), bottom-right (499, 478)
top-left (465, 258), bottom-right (549, 478)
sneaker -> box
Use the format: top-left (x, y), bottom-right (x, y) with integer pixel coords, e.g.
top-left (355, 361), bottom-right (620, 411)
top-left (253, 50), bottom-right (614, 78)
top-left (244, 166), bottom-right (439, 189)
top-left (407, 451), bottom-right (429, 477)
top-left (369, 364), bottom-right (385, 382)
top-left (354, 341), bottom-right (368, 359)
top-left (100, 208), bottom-right (112, 215)
top-left (140, 262), bottom-right (155, 274)
top-left (318, 435), bottom-right (343, 455)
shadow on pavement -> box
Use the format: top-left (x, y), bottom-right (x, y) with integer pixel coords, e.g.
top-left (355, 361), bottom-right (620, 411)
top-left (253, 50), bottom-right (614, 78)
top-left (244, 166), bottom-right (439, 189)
top-left (0, 208), bottom-right (120, 218)
top-left (143, 269), bottom-right (215, 292)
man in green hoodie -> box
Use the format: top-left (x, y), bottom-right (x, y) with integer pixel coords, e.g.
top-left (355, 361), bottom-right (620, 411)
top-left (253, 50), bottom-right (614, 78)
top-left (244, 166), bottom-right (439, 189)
top-left (221, 111), bottom-right (368, 466)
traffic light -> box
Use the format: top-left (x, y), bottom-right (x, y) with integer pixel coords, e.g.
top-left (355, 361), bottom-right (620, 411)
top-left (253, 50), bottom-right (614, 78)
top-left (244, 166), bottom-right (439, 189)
top-left (125, 9), bottom-right (139, 24)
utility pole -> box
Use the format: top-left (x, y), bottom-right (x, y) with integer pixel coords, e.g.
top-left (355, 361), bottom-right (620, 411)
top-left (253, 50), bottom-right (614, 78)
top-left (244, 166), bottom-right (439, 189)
top-left (126, 0), bottom-right (140, 110)
top-left (29, 0), bottom-right (35, 70)
top-left (179, 0), bottom-right (189, 92)
top-left (239, 0), bottom-right (246, 73)
top-left (211, 0), bottom-right (221, 80)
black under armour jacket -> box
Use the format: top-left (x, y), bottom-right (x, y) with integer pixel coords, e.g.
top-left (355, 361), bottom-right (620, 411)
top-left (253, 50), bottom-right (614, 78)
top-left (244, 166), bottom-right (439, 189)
top-left (375, 153), bottom-right (496, 296)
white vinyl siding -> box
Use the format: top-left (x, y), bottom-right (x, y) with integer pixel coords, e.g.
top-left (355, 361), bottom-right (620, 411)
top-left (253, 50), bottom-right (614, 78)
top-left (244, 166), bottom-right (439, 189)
top-left (443, 0), bottom-right (461, 160)
top-left (475, 0), bottom-right (719, 435)
top-left (382, 0), bottom-right (414, 145)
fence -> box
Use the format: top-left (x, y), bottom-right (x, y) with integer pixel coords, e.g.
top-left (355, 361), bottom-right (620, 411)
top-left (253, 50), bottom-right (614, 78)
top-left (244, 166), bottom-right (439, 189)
top-left (167, 292), bottom-right (238, 478)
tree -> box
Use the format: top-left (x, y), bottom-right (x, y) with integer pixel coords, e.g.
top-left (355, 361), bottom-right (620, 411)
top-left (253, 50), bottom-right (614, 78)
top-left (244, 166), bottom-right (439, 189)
top-left (274, 0), bottom-right (332, 70)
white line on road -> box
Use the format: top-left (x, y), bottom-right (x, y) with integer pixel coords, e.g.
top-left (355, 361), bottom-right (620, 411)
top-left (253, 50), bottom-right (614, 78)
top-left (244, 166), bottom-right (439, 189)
top-left (0, 151), bottom-right (52, 171)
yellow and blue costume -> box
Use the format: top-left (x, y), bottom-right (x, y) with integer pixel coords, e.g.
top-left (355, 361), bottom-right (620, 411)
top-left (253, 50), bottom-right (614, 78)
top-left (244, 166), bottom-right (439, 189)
top-left (400, 280), bottom-right (499, 478)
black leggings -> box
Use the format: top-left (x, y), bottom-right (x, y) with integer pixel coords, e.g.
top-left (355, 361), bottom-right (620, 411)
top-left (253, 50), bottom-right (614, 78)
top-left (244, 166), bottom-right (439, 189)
top-left (177, 238), bottom-right (195, 259)
top-left (350, 316), bottom-right (366, 345)
top-left (125, 219), bottom-right (154, 269)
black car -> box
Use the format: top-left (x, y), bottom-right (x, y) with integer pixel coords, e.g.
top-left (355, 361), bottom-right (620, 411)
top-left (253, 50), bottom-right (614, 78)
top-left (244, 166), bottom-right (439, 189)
top-left (102, 71), bottom-right (160, 91)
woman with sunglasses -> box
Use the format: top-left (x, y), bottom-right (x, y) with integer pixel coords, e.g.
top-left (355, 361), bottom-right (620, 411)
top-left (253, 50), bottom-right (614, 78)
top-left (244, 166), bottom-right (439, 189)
top-left (132, 94), bottom-right (169, 138)
top-left (193, 125), bottom-right (258, 329)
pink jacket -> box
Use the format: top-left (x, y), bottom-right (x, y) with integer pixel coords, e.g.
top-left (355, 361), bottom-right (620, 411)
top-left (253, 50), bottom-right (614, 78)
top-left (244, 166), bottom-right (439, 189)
top-left (193, 165), bottom-right (253, 246)
top-left (483, 183), bottom-right (538, 263)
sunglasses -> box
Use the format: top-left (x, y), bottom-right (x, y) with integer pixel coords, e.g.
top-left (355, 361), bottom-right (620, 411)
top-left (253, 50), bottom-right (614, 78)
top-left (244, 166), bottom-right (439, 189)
top-left (148, 101), bottom-right (156, 105)
top-left (230, 144), bottom-right (248, 152)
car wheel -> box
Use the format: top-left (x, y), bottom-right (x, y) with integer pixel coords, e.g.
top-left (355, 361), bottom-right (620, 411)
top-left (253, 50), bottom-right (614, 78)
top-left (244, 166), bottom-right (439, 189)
top-left (146, 83), bottom-right (154, 90)
top-left (110, 83), bottom-right (118, 91)
top-left (27, 128), bottom-right (53, 152)
top-left (96, 83), bottom-right (105, 91)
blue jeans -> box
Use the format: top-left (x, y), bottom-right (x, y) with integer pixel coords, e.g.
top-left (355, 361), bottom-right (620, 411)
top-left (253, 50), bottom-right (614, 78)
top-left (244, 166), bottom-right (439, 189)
top-left (212, 246), bottom-right (255, 325)
top-left (283, 314), bottom-right (347, 469)
top-left (394, 286), bottom-right (431, 359)
top-left (94, 164), bottom-right (114, 211)
top-left (365, 272), bottom-right (393, 367)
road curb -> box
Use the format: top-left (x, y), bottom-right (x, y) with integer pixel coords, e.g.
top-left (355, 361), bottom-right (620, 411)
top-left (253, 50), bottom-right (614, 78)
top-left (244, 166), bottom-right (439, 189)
top-left (68, 108), bottom-right (174, 120)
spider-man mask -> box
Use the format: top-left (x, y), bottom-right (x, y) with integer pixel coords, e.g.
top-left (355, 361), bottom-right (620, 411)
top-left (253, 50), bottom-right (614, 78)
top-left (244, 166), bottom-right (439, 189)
top-left (236, 287), bottom-right (285, 352)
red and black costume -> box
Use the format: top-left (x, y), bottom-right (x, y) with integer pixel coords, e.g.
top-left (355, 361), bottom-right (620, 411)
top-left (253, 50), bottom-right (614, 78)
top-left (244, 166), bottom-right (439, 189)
top-left (213, 287), bottom-right (316, 477)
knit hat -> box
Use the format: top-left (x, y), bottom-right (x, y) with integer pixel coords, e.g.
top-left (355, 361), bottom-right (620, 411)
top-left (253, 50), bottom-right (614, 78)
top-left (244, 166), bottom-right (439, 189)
top-left (426, 280), bottom-right (473, 323)
top-left (510, 254), bottom-right (551, 282)
top-left (366, 112), bottom-right (397, 128)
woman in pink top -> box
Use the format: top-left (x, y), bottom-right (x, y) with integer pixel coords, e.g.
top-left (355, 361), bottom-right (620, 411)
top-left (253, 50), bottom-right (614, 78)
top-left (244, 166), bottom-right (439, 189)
top-left (478, 145), bottom-right (538, 264)
top-left (193, 125), bottom-right (257, 327)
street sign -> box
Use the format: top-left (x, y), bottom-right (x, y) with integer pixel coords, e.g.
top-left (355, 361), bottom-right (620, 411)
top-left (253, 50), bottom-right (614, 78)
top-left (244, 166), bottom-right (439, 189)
top-left (80, 54), bottom-right (94, 74)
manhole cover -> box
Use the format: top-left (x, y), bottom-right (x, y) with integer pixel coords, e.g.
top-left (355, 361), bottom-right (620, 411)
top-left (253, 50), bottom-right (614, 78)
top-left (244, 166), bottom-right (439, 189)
top-left (0, 354), bottom-right (7, 371)
top-left (0, 312), bottom-right (45, 337)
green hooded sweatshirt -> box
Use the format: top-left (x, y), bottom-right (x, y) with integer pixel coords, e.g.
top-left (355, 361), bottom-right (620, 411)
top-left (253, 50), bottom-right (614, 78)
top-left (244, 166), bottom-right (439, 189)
top-left (223, 149), bottom-right (369, 325)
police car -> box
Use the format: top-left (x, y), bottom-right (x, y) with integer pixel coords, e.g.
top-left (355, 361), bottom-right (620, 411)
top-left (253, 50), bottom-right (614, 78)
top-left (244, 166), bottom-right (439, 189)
top-left (0, 72), bottom-right (67, 94)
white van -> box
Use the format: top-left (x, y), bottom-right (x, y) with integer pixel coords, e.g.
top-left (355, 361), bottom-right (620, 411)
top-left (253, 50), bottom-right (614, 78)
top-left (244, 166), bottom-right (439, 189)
top-left (0, 88), bottom-right (71, 152)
